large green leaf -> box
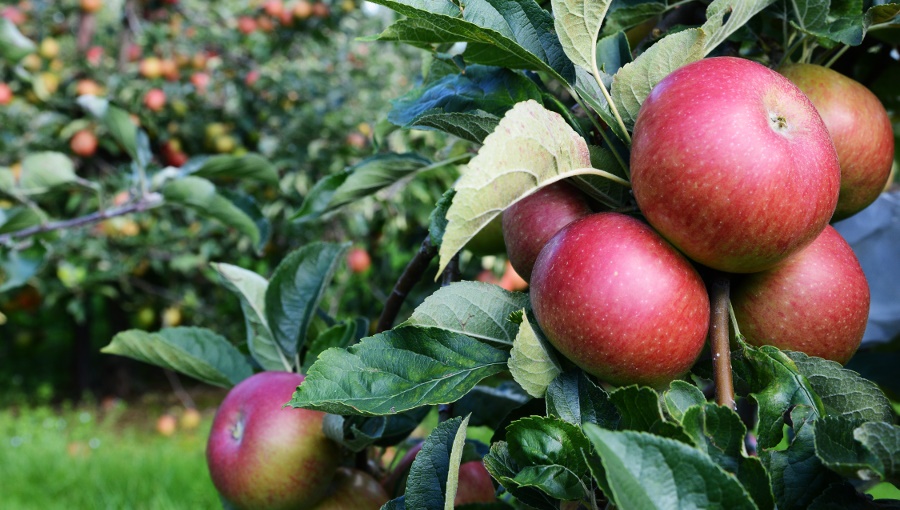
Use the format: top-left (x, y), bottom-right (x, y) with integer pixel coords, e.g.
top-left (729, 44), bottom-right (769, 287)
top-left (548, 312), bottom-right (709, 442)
top-left (211, 262), bottom-right (285, 372)
top-left (0, 206), bottom-right (42, 235)
top-left (585, 426), bottom-right (758, 510)
top-left (398, 281), bottom-right (530, 345)
top-left (368, 0), bottom-right (574, 84)
top-left (0, 245), bottom-right (46, 293)
top-left (662, 380), bottom-right (707, 423)
top-left (551, 0), bottom-right (613, 72)
top-left (784, 351), bottom-right (894, 424)
top-left (293, 153), bottom-right (433, 222)
top-left (264, 242), bottom-right (348, 359)
top-left (388, 65), bottom-right (543, 144)
top-left (287, 327), bottom-right (509, 416)
top-left (101, 328), bottom-right (254, 388)
top-left (162, 177), bottom-right (266, 248)
top-left (453, 382), bottom-right (530, 429)
top-left (815, 417), bottom-right (900, 485)
top-left (483, 441), bottom-right (558, 510)
top-left (437, 100), bottom-right (627, 275)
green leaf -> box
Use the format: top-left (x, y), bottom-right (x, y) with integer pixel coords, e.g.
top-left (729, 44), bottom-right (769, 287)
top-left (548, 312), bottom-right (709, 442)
top-left (762, 406), bottom-right (840, 510)
top-left (809, 483), bottom-right (900, 509)
top-left (546, 369), bottom-right (619, 429)
top-left (428, 189), bottom-right (454, 249)
top-left (453, 382), bottom-right (530, 429)
top-left (405, 415), bottom-right (471, 510)
top-left (368, 0), bottom-right (574, 84)
top-left (783, 351), bottom-right (893, 423)
top-left (814, 416), bottom-right (884, 482)
top-left (219, 189), bottom-right (271, 253)
top-left (610, 0), bottom-right (775, 129)
top-left (438, 100), bottom-right (627, 275)
top-left (211, 262), bottom-right (284, 372)
top-left (681, 404), bottom-right (775, 510)
top-left (509, 311), bottom-right (561, 398)
top-left (854, 422), bottom-right (900, 486)
top-left (662, 380), bottom-right (707, 422)
top-left (601, 1), bottom-right (666, 36)
top-left (288, 328), bottom-right (509, 416)
top-left (185, 154), bottom-right (278, 185)
top-left (101, 327), bottom-right (254, 388)
top-left (551, 0), bottom-right (613, 72)
top-left (483, 442), bottom-right (558, 510)
top-left (265, 242), bottom-right (349, 359)
top-left (293, 153), bottom-right (432, 222)
top-left (2, 152), bottom-right (78, 195)
top-left (0, 245), bottom-right (46, 293)
top-left (388, 65), bottom-right (542, 144)
top-left (302, 319), bottom-right (362, 372)
top-left (584, 426), bottom-right (758, 510)
top-left (78, 97), bottom-right (139, 161)
top-left (398, 281), bottom-right (530, 345)
top-left (0, 206), bottom-right (42, 235)
top-left (323, 406), bottom-right (430, 452)
top-left (0, 18), bottom-right (35, 63)
top-left (732, 343), bottom-right (825, 449)
top-left (791, 0), bottom-right (830, 33)
top-left (503, 416), bottom-right (592, 501)
top-left (609, 385), bottom-right (663, 432)
top-left (162, 177), bottom-right (266, 247)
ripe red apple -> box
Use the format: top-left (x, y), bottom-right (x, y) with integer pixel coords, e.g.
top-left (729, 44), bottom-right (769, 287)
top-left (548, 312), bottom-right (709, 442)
top-left (294, 0), bottom-right (313, 19)
top-left (347, 247), bottom-right (371, 273)
top-left (191, 72), bottom-right (210, 93)
top-left (731, 225), bottom-right (869, 365)
top-left (85, 46), bottom-right (104, 66)
top-left (1, 6), bottom-right (26, 25)
top-left (0, 83), bottom-right (12, 105)
top-left (75, 79), bottom-right (102, 96)
top-left (780, 63), bottom-right (895, 221)
top-left (263, 0), bottom-right (284, 17)
top-left (498, 260), bottom-right (527, 292)
top-left (245, 70), bottom-right (261, 87)
top-left (80, 0), bottom-right (102, 13)
top-left (237, 16), bottom-right (257, 34)
top-left (70, 130), bottom-right (98, 157)
top-left (531, 213), bottom-right (709, 388)
top-left (630, 57), bottom-right (840, 273)
top-left (207, 371), bottom-right (340, 510)
top-left (312, 2), bottom-right (329, 18)
top-left (156, 414), bottom-right (177, 436)
top-left (309, 468), bottom-right (389, 510)
top-left (144, 88), bottom-right (166, 112)
top-left (502, 181), bottom-right (592, 282)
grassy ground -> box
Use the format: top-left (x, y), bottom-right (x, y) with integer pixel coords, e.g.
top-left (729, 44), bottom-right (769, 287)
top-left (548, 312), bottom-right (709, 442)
top-left (0, 401), bottom-right (220, 510)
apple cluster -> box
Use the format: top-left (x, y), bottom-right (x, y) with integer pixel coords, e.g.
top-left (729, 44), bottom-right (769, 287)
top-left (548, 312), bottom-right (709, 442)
top-left (502, 57), bottom-right (891, 387)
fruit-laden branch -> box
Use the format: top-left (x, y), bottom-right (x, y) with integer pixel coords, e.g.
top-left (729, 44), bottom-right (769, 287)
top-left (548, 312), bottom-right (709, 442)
top-left (0, 193), bottom-right (164, 246)
top-left (709, 273), bottom-right (735, 409)
top-left (376, 235), bottom-right (437, 333)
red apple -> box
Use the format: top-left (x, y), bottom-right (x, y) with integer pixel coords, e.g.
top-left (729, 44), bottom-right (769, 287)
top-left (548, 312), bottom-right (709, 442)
top-left (780, 63), bottom-right (895, 221)
top-left (498, 260), bottom-right (527, 292)
top-left (630, 57), bottom-right (840, 273)
top-left (80, 0), bottom-right (102, 13)
top-left (245, 70), bottom-right (261, 87)
top-left (309, 468), bottom-right (389, 510)
top-left (531, 213), bottom-right (709, 388)
top-left (263, 0), bottom-right (284, 17)
top-left (0, 83), bottom-right (12, 105)
top-left (191, 72), bottom-right (210, 93)
top-left (207, 371), bottom-right (340, 510)
top-left (70, 130), bottom-right (98, 157)
top-left (502, 181), bottom-right (592, 282)
top-left (294, 0), bottom-right (313, 19)
top-left (237, 16), bottom-right (257, 34)
top-left (475, 269), bottom-right (500, 286)
top-left (347, 247), bottom-right (371, 273)
top-left (139, 57), bottom-right (163, 79)
top-left (1, 6), bottom-right (26, 25)
top-left (312, 2), bottom-right (329, 18)
top-left (144, 88), bottom-right (166, 112)
top-left (156, 414), bottom-right (177, 436)
top-left (85, 46), bottom-right (104, 66)
top-left (731, 225), bottom-right (869, 365)
top-left (75, 79), bottom-right (102, 96)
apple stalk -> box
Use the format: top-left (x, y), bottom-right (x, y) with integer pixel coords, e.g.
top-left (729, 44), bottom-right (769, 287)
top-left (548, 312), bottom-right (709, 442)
top-left (376, 235), bottom-right (437, 333)
top-left (709, 274), bottom-right (735, 410)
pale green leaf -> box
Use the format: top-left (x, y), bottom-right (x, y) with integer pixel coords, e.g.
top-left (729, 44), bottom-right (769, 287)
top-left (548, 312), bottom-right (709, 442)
top-left (551, 0), bottom-right (613, 71)
top-left (509, 311), bottom-right (561, 398)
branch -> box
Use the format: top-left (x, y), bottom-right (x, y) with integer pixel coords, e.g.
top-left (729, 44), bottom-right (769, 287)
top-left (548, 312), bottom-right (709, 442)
top-left (376, 235), bottom-right (437, 333)
top-left (0, 193), bottom-right (164, 246)
top-left (708, 273), bottom-right (735, 409)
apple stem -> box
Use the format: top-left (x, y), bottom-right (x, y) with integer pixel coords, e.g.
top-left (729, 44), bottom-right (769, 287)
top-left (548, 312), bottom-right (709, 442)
top-left (376, 235), bottom-right (437, 333)
top-left (709, 274), bottom-right (736, 410)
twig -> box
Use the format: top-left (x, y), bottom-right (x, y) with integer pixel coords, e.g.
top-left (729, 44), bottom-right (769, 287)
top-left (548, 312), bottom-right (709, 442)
top-left (0, 193), bottom-right (164, 246)
top-left (376, 236), bottom-right (437, 333)
top-left (163, 369), bottom-right (196, 409)
top-left (709, 273), bottom-right (735, 409)
top-left (441, 254), bottom-right (460, 287)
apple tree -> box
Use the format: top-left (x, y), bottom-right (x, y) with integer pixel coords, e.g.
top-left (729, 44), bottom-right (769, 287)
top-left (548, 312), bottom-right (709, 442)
top-left (92, 0), bottom-right (900, 508)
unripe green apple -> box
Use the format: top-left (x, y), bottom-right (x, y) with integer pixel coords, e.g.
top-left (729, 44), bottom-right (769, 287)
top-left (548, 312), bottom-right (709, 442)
top-left (731, 225), bottom-right (869, 365)
top-left (501, 181), bottom-right (592, 282)
top-left (780, 63), bottom-right (895, 221)
top-left (631, 57), bottom-right (840, 273)
top-left (531, 213), bottom-right (709, 388)
top-left (207, 371), bottom-right (340, 510)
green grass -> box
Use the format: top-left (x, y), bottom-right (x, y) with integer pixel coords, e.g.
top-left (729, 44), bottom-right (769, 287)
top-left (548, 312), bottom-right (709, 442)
top-left (0, 403), bottom-right (220, 510)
